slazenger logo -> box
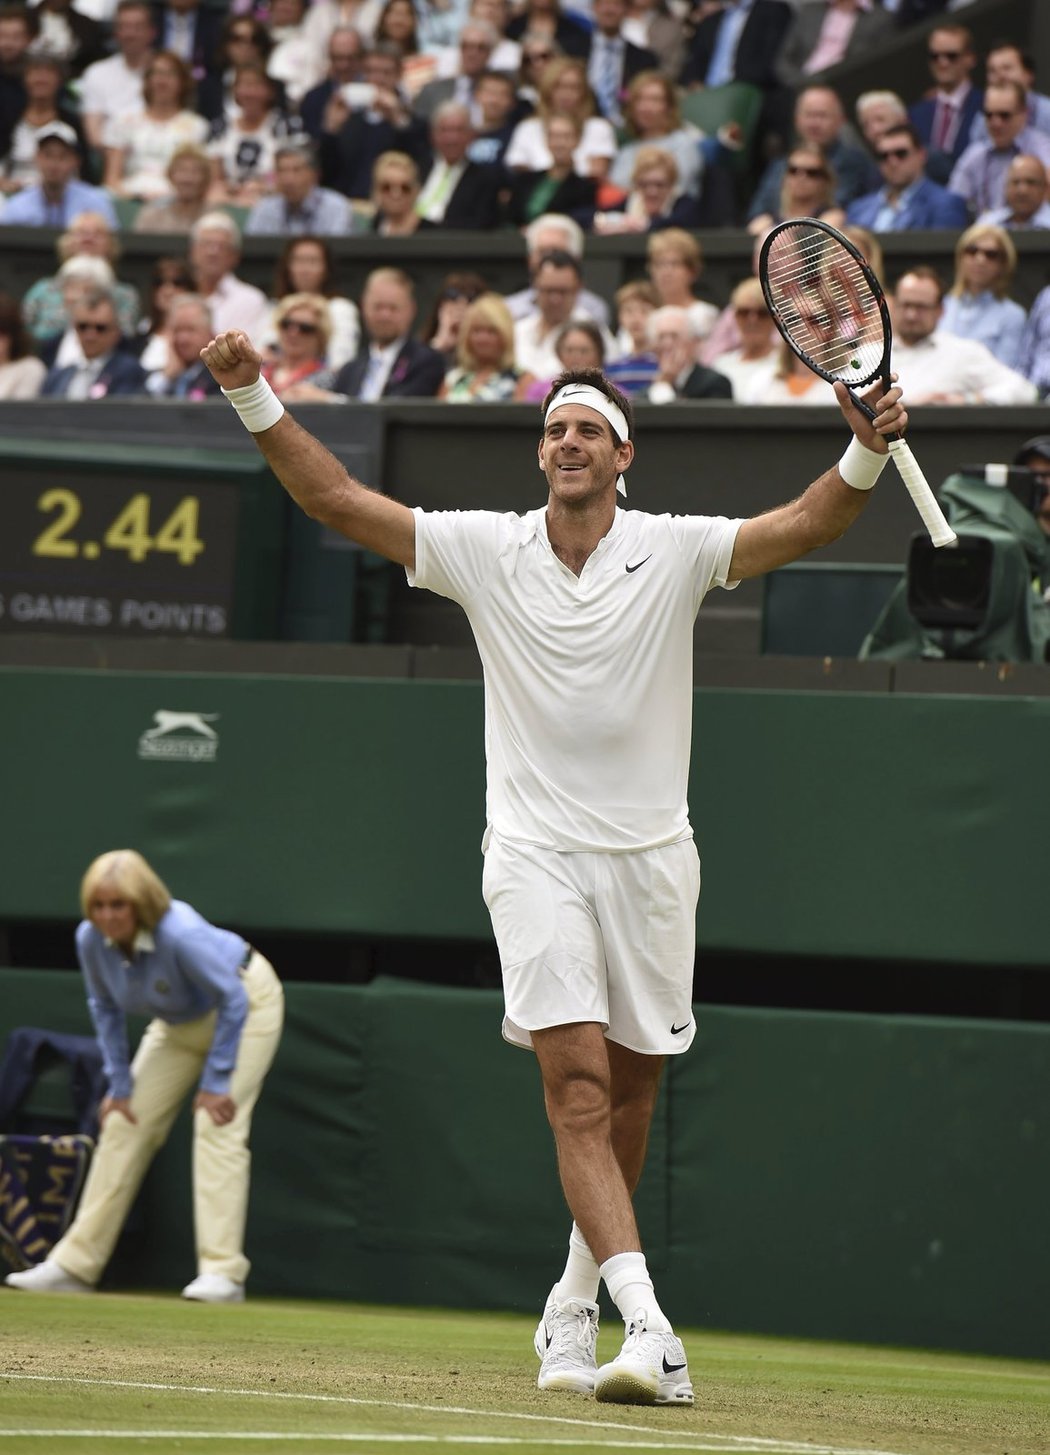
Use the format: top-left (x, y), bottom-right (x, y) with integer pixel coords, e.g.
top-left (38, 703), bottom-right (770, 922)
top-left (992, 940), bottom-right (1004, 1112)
top-left (137, 710), bottom-right (220, 762)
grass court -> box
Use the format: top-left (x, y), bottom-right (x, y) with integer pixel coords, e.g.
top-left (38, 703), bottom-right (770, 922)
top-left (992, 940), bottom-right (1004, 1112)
top-left (2, 1292), bottom-right (1049, 1455)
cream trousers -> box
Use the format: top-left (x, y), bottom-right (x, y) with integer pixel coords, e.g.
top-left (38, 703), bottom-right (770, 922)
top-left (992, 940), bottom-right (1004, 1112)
top-left (52, 951), bottom-right (284, 1287)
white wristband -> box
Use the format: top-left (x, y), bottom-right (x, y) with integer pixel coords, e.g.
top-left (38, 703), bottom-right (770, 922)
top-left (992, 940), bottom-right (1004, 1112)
top-left (221, 376), bottom-right (285, 434)
top-left (837, 435), bottom-right (889, 492)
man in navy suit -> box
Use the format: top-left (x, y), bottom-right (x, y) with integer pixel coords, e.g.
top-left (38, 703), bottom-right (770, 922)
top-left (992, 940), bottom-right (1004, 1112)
top-left (846, 123), bottom-right (968, 232)
top-left (907, 23), bottom-right (982, 186)
top-left (586, 0), bottom-right (657, 128)
top-left (150, 0), bottom-right (221, 82)
top-left (680, 0), bottom-right (793, 90)
top-left (41, 290), bottom-right (147, 399)
top-left (285, 267), bottom-right (445, 404)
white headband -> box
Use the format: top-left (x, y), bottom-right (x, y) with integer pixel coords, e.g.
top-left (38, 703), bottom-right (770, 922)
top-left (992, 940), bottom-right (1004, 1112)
top-left (544, 383), bottom-right (629, 496)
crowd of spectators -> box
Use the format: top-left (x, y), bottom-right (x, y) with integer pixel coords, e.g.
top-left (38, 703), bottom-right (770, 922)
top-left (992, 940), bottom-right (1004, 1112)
top-left (0, 0), bottom-right (1048, 407)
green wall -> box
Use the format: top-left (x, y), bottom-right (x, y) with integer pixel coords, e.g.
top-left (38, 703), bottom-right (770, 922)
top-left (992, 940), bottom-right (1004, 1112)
top-left (1, 667), bottom-right (1046, 964)
top-left (2, 970), bottom-right (1047, 1360)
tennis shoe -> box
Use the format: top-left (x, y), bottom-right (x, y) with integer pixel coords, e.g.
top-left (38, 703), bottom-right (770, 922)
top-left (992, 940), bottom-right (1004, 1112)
top-left (534, 1286), bottom-right (599, 1393)
top-left (593, 1310), bottom-right (693, 1405)
top-left (181, 1273), bottom-right (245, 1303)
top-left (4, 1259), bottom-right (94, 1294)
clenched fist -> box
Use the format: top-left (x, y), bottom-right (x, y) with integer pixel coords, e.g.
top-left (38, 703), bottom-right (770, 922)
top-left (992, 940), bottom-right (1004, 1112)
top-left (200, 330), bottom-right (263, 392)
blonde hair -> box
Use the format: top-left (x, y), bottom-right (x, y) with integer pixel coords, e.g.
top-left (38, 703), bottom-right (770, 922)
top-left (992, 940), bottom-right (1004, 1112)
top-left (624, 70), bottom-right (680, 137)
top-left (730, 276), bottom-right (767, 312)
top-left (537, 56), bottom-right (595, 123)
top-left (80, 850), bottom-right (172, 931)
top-left (457, 291), bottom-right (516, 371)
top-left (372, 149), bottom-right (420, 197)
top-left (631, 145), bottom-right (678, 187)
top-left (57, 212), bottom-right (120, 264)
top-left (615, 278), bottom-right (659, 310)
top-left (952, 222), bottom-right (1016, 299)
top-left (273, 290), bottom-right (332, 346)
top-left (647, 227), bottom-right (702, 276)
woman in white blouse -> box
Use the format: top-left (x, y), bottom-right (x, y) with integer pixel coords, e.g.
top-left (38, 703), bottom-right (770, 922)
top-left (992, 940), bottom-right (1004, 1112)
top-left (102, 51), bottom-right (209, 201)
top-left (505, 56), bottom-right (616, 181)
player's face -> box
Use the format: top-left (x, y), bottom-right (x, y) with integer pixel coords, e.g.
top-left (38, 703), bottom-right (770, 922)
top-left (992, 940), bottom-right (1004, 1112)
top-left (539, 404), bottom-right (631, 504)
top-left (89, 889), bottom-right (137, 948)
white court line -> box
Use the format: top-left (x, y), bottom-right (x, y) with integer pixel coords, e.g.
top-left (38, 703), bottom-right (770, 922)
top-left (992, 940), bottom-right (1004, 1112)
top-left (0, 1432), bottom-right (871, 1452)
top-left (0, 1372), bottom-right (913, 1455)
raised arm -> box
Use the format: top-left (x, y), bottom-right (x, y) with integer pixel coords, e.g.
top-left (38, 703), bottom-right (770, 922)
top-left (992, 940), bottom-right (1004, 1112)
top-left (201, 330), bottom-right (416, 569)
top-left (728, 379), bottom-right (907, 583)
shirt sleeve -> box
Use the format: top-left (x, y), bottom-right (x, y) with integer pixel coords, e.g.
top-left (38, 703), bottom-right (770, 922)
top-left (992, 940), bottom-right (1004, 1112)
top-left (174, 932), bottom-right (250, 1095)
top-left (407, 508), bottom-right (515, 607)
top-left (667, 513), bottom-right (744, 614)
top-left (76, 927), bottom-right (133, 1100)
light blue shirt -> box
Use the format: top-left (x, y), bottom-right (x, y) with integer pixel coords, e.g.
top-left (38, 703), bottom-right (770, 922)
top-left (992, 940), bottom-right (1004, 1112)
top-left (977, 200), bottom-right (1050, 231)
top-left (970, 90), bottom-right (1050, 145)
top-left (0, 179), bottom-right (118, 229)
top-left (705, 0), bottom-right (755, 88)
top-left (244, 185), bottom-right (358, 237)
top-left (939, 291), bottom-right (1027, 371)
top-left (76, 899), bottom-right (250, 1098)
top-left (949, 128), bottom-right (1050, 214)
top-left (871, 177), bottom-right (923, 233)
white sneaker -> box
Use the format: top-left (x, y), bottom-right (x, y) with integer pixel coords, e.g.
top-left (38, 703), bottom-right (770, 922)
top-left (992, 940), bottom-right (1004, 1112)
top-left (533, 1285), bottom-right (600, 1393)
top-left (181, 1273), bottom-right (245, 1303)
top-left (594, 1310), bottom-right (693, 1405)
top-left (4, 1260), bottom-right (94, 1294)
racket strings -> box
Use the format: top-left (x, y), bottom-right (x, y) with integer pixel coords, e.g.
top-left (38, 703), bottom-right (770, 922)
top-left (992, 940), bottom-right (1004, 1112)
top-left (764, 226), bottom-right (884, 383)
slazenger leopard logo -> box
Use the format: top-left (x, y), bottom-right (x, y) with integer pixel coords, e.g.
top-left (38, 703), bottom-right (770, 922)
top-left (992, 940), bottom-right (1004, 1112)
top-left (138, 710), bottom-right (220, 763)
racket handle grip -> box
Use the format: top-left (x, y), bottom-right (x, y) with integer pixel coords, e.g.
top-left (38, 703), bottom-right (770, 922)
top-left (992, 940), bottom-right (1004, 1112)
top-left (888, 438), bottom-right (957, 548)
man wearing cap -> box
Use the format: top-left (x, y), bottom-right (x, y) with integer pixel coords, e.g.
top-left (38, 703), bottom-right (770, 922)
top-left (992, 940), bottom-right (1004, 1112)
top-left (0, 121), bottom-right (117, 227)
top-left (200, 325), bottom-right (908, 1408)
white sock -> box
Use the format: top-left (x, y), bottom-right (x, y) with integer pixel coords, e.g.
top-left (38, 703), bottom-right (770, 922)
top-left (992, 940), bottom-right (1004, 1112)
top-left (554, 1223), bottom-right (601, 1304)
top-left (600, 1250), bottom-right (671, 1333)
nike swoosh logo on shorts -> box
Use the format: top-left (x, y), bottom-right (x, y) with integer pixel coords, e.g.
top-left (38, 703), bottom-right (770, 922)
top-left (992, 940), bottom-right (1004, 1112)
top-left (670, 1021), bottom-right (690, 1035)
top-left (625, 555), bottom-right (652, 573)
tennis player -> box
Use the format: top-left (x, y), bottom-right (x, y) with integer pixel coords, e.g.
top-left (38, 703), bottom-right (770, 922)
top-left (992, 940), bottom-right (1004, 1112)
top-left (201, 330), bottom-right (906, 1405)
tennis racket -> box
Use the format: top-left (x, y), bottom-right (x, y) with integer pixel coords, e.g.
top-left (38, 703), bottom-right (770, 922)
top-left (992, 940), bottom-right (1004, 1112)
top-left (758, 217), bottom-right (956, 548)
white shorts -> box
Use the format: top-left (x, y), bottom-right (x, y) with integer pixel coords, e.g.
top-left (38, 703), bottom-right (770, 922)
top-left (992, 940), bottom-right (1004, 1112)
top-left (481, 833), bottom-right (700, 1055)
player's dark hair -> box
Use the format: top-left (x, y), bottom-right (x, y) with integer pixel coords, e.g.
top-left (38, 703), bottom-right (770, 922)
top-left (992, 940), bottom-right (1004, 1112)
top-left (540, 368), bottom-right (635, 442)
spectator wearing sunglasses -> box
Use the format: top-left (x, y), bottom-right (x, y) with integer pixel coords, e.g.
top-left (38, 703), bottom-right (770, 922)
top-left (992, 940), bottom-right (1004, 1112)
top-left (262, 293), bottom-right (336, 397)
top-left (969, 42), bottom-right (1050, 147)
top-left (948, 81), bottom-right (1050, 217)
top-left (747, 85), bottom-right (876, 229)
top-left (40, 288), bottom-right (146, 399)
top-left (845, 123), bottom-right (967, 231)
top-left (748, 145), bottom-right (844, 237)
top-left (368, 149), bottom-right (435, 234)
top-left (939, 223), bottom-right (1027, 371)
top-left (906, 24), bottom-right (982, 185)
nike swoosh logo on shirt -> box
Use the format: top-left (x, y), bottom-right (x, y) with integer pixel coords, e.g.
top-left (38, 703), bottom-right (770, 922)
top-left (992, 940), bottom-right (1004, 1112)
top-left (625, 556), bottom-right (652, 573)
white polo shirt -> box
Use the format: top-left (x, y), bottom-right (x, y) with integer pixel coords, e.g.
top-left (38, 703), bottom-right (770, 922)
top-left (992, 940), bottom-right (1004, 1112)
top-left (410, 504), bottom-right (741, 852)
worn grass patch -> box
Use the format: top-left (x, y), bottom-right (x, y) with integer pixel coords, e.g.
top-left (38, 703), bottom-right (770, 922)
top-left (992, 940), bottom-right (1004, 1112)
top-left (2, 1292), bottom-right (1048, 1455)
